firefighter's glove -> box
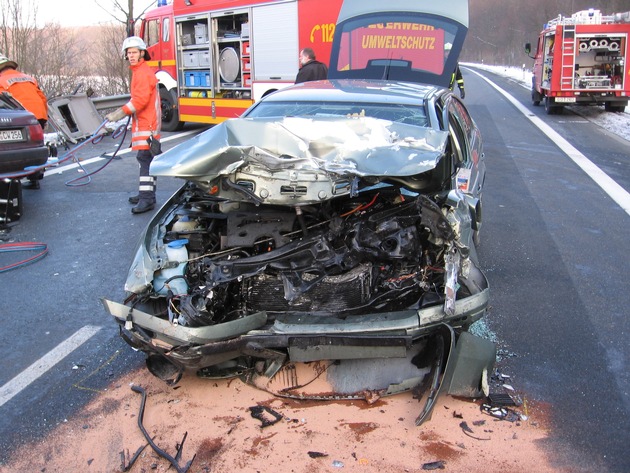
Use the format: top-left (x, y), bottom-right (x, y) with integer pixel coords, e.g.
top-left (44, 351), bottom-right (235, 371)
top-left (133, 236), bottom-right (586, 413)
top-left (459, 88), bottom-right (465, 99)
top-left (105, 108), bottom-right (126, 123)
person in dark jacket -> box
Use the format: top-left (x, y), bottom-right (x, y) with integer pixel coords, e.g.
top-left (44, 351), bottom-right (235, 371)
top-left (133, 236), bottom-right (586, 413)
top-left (295, 48), bottom-right (328, 83)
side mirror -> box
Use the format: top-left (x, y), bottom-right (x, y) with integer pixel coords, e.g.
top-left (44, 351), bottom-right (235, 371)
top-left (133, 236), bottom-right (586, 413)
top-left (524, 42), bottom-right (531, 55)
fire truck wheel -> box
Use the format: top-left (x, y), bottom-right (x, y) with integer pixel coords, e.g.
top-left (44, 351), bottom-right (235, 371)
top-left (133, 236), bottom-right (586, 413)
top-left (160, 88), bottom-right (184, 132)
top-left (531, 89), bottom-right (541, 106)
top-left (544, 96), bottom-right (562, 115)
top-left (604, 102), bottom-right (626, 113)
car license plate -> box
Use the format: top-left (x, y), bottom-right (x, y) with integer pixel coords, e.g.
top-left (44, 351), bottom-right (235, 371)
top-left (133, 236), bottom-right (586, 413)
top-left (555, 97), bottom-right (576, 103)
top-left (0, 129), bottom-right (24, 141)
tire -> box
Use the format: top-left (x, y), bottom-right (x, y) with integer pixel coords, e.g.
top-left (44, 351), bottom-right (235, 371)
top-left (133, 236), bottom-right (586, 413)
top-left (604, 102), bottom-right (625, 113)
top-left (531, 88), bottom-right (541, 106)
top-left (160, 88), bottom-right (184, 132)
top-left (544, 96), bottom-right (556, 115)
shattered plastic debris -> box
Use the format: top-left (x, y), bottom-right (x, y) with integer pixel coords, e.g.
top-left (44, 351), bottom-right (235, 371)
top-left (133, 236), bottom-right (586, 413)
top-left (459, 421), bottom-right (474, 433)
top-left (459, 421), bottom-right (491, 441)
top-left (249, 405), bottom-right (283, 428)
top-left (487, 392), bottom-right (517, 407)
top-left (422, 460), bottom-right (446, 470)
top-left (332, 460), bottom-right (345, 468)
top-left (481, 404), bottom-right (520, 422)
top-left (308, 451), bottom-right (328, 458)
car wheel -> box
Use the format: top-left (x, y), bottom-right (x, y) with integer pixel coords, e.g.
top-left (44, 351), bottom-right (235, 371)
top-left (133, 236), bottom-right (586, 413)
top-left (160, 88), bottom-right (184, 132)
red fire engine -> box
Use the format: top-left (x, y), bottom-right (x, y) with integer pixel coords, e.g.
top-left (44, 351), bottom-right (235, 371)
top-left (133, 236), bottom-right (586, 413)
top-left (139, 0), bottom-right (343, 131)
top-left (526, 8), bottom-right (630, 114)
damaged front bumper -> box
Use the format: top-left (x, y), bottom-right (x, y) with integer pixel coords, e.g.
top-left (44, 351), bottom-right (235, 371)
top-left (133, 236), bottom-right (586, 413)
top-left (102, 272), bottom-right (492, 424)
top-left (103, 278), bottom-right (488, 367)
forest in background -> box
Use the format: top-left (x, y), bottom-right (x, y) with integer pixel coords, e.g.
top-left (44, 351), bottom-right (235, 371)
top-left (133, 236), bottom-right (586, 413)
top-left (466, 0), bottom-right (630, 65)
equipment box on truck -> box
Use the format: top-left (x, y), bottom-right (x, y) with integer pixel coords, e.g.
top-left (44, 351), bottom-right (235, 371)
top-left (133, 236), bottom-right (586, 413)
top-left (140, 0), bottom-right (343, 130)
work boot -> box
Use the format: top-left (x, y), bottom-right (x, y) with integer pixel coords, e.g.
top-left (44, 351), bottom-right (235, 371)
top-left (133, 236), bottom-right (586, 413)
top-left (128, 194), bottom-right (140, 204)
top-left (131, 200), bottom-right (155, 214)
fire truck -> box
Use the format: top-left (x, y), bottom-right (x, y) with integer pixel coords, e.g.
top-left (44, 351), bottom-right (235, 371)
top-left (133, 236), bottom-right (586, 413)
top-left (525, 8), bottom-right (630, 115)
top-left (139, 0), bottom-right (343, 131)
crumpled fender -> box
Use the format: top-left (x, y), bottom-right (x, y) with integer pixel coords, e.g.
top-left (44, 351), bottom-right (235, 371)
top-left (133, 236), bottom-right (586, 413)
top-left (415, 324), bottom-right (496, 425)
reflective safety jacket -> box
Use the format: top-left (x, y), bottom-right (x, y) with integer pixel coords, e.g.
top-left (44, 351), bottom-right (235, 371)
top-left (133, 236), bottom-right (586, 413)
top-left (449, 65), bottom-right (465, 92)
top-left (0, 68), bottom-right (48, 122)
top-left (122, 60), bottom-right (161, 151)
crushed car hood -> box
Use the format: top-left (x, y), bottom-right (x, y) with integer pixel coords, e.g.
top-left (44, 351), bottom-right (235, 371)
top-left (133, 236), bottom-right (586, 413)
top-left (150, 116), bottom-right (448, 181)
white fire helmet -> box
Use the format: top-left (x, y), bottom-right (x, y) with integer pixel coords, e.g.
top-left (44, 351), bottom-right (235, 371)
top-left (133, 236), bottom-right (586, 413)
top-left (0, 53), bottom-right (18, 71)
top-left (121, 36), bottom-right (151, 60)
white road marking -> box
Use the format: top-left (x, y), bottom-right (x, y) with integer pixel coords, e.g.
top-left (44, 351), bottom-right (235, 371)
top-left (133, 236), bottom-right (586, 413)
top-left (45, 128), bottom-right (201, 177)
top-left (0, 325), bottom-right (102, 407)
top-left (467, 68), bottom-right (630, 217)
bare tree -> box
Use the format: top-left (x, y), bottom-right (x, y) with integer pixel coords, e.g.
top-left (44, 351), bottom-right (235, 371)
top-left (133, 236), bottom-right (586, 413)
top-left (0, 0), bottom-right (38, 73)
top-left (94, 1), bottom-right (157, 93)
top-left (94, 23), bottom-right (131, 96)
top-left (465, 0), bottom-right (630, 66)
top-left (0, 0), bottom-right (90, 98)
top-left (95, 0), bottom-right (157, 35)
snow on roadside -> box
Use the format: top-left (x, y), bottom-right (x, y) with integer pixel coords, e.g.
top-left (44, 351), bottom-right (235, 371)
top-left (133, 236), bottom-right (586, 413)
top-left (464, 63), bottom-right (630, 142)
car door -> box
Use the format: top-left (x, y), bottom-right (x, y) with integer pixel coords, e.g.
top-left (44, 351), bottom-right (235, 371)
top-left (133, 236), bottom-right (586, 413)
top-left (446, 96), bottom-right (484, 200)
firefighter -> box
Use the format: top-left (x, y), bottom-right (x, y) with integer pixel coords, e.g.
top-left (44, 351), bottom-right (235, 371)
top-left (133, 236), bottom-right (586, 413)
top-left (444, 43), bottom-right (465, 99)
top-left (450, 65), bottom-right (465, 99)
top-left (0, 53), bottom-right (49, 189)
top-left (295, 48), bottom-right (328, 83)
top-left (106, 36), bottom-right (161, 214)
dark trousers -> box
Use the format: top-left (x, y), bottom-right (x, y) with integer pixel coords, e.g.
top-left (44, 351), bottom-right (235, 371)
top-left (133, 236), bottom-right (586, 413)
top-left (136, 149), bottom-right (156, 203)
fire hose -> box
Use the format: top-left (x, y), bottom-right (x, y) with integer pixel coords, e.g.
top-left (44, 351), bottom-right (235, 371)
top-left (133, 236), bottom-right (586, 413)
top-left (0, 117), bottom-right (130, 187)
top-left (0, 119), bottom-right (130, 271)
top-left (0, 241), bottom-right (48, 273)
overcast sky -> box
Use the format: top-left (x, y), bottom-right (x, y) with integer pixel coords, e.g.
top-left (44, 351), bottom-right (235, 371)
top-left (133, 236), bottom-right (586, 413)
top-left (31, 0), bottom-right (157, 27)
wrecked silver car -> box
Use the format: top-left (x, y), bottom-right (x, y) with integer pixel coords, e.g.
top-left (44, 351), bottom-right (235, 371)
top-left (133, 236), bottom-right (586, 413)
top-left (103, 79), bottom-right (493, 424)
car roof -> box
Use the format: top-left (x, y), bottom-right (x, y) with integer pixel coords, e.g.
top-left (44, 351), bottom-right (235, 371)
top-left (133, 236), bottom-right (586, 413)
top-left (253, 79), bottom-right (440, 108)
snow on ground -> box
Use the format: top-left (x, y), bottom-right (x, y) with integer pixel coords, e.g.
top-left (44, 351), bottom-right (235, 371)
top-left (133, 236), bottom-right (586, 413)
top-left (465, 63), bottom-right (630, 142)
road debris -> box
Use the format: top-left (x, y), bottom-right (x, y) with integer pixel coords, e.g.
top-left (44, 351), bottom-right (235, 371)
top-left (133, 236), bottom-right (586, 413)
top-left (120, 443), bottom-right (149, 472)
top-left (422, 460), bottom-right (446, 470)
top-left (459, 420), bottom-right (491, 440)
top-left (481, 404), bottom-right (521, 422)
top-left (487, 392), bottom-right (517, 407)
top-left (249, 405), bottom-right (283, 428)
top-left (307, 451), bottom-right (328, 458)
top-left (131, 384), bottom-right (196, 473)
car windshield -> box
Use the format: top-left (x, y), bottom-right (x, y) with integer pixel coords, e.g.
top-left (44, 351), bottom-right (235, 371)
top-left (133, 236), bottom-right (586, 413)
top-left (245, 100), bottom-right (429, 127)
